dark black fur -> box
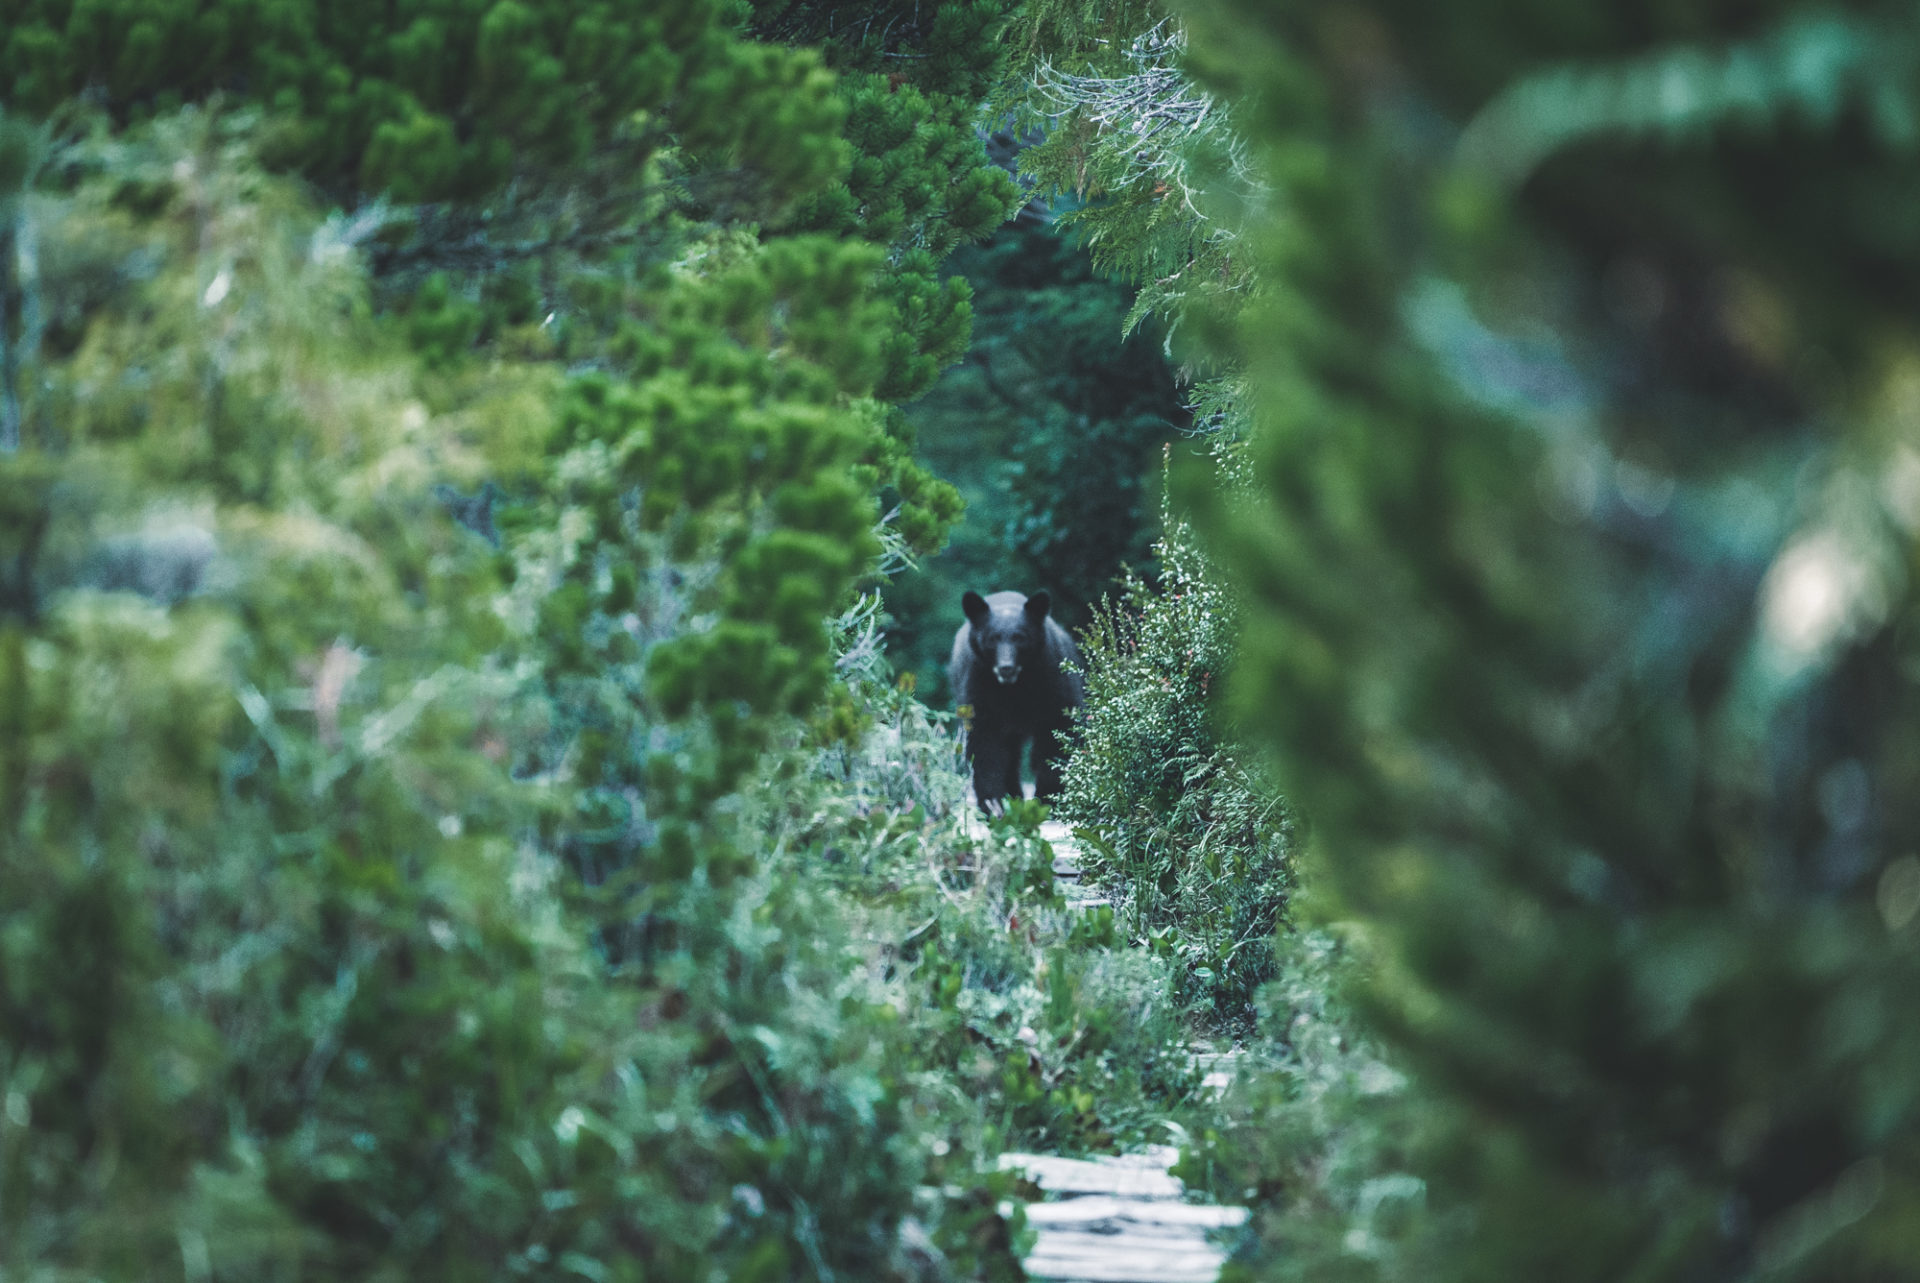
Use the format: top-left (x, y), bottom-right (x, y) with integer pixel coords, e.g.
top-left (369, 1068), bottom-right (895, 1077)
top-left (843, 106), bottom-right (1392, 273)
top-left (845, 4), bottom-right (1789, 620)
top-left (948, 589), bottom-right (1083, 809)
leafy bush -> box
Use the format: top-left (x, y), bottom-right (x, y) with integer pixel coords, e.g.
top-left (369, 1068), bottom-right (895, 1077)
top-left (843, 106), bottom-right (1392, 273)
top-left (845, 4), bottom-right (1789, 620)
top-left (0, 116), bottom-right (708, 1277)
top-left (749, 640), bottom-right (1212, 1160)
top-left (1175, 928), bottom-right (1428, 1283)
top-left (1174, 0), bottom-right (1920, 1277)
top-left (0, 65), bottom-right (1008, 1283)
top-left (903, 809), bottom-right (1206, 1154)
top-left (1056, 490), bottom-right (1291, 1034)
top-left (2, 0), bottom-right (847, 203)
top-left (0, 9), bottom-right (1262, 1282)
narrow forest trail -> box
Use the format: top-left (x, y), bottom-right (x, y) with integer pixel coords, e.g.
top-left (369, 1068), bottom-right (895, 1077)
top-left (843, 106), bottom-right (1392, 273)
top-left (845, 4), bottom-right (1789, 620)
top-left (989, 818), bottom-right (1249, 1283)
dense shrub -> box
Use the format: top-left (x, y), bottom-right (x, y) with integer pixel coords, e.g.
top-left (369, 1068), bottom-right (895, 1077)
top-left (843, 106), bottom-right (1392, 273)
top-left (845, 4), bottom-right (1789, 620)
top-left (902, 807), bottom-right (1207, 1154)
top-left (749, 630), bottom-right (1212, 1159)
top-left (1, 0), bottom-right (846, 203)
top-left (1177, 0), bottom-right (1920, 1277)
top-left (1175, 928), bottom-right (1426, 1280)
top-left (1055, 490), bottom-right (1291, 1035)
top-left (0, 0), bottom-right (1025, 1268)
top-left (1, 120), bottom-right (604, 1275)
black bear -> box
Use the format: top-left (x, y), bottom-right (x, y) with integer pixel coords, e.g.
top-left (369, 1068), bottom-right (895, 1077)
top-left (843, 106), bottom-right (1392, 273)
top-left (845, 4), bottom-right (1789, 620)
top-left (948, 589), bottom-right (1083, 810)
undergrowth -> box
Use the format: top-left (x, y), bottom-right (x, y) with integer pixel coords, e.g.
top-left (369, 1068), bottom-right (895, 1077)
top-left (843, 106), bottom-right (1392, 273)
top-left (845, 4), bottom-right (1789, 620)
top-left (1177, 927), bottom-right (1424, 1283)
top-left (1055, 493), bottom-right (1293, 1036)
top-left (751, 594), bottom-right (1224, 1161)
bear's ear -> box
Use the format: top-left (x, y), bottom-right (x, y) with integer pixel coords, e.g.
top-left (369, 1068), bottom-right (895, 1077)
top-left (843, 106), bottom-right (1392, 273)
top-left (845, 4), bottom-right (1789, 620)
top-left (1025, 590), bottom-right (1051, 621)
top-left (962, 591), bottom-right (991, 625)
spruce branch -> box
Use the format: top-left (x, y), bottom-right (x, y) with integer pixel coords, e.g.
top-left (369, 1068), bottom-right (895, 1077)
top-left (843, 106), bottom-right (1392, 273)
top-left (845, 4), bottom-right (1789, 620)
top-left (1029, 21), bottom-right (1254, 222)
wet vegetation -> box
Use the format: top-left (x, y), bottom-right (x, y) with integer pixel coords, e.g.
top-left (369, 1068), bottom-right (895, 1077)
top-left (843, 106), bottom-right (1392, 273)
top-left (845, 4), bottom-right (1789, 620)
top-left (8, 0), bottom-right (1920, 1279)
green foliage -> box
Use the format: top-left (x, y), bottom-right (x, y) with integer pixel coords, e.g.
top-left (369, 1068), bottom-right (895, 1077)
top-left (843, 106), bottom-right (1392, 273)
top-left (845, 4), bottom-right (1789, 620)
top-left (0, 0), bottom-right (996, 562)
top-left (1, 0), bottom-right (846, 203)
top-left (0, 0), bottom-right (1024, 1263)
top-left (1002, 0), bottom-right (1168, 71)
top-left (765, 764), bottom-right (1209, 1159)
top-left (1056, 492), bottom-right (1290, 1034)
top-left (755, 0), bottom-right (1025, 405)
top-left (2, 117), bottom-right (600, 1276)
top-left (871, 249), bottom-right (979, 404)
top-left (747, 632), bottom-right (1214, 1160)
top-left (752, 0), bottom-right (1013, 102)
top-left (996, 6), bottom-right (1254, 365)
top-left (1177, 929), bottom-right (1425, 1282)
top-left (1455, 9), bottom-right (1920, 189)
top-left (959, 218), bottom-right (1192, 618)
top-left (1171, 0), bottom-right (1920, 1277)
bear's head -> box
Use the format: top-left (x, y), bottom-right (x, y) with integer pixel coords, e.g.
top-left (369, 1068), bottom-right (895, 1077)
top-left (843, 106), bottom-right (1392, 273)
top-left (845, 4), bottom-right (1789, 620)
top-left (962, 590), bottom-right (1052, 686)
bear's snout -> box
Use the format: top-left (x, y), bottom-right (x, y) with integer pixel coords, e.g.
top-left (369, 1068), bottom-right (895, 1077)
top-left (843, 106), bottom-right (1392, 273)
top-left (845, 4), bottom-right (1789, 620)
top-left (994, 663), bottom-right (1021, 684)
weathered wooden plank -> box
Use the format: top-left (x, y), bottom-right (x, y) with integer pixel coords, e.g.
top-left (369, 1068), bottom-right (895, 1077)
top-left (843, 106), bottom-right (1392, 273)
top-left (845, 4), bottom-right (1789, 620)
top-left (1023, 1232), bottom-right (1229, 1283)
top-left (1025, 1196), bottom-right (1248, 1231)
top-left (999, 1149), bottom-right (1187, 1199)
top-left (1192, 1048), bottom-right (1245, 1098)
top-left (991, 818), bottom-right (1248, 1283)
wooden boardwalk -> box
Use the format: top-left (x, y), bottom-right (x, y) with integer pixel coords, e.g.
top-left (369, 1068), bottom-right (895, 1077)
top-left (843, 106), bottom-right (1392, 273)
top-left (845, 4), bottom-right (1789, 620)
top-left (994, 818), bottom-right (1247, 1283)
top-left (1001, 1146), bottom-right (1247, 1282)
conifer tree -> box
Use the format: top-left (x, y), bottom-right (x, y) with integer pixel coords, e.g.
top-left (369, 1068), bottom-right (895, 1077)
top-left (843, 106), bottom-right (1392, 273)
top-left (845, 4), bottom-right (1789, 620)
top-left (1171, 1), bottom-right (1920, 1277)
top-left (0, 2), bottom-right (1027, 1276)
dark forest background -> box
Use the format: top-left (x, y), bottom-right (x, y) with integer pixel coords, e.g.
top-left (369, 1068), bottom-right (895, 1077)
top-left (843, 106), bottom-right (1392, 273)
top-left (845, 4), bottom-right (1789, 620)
top-left (881, 198), bottom-right (1191, 701)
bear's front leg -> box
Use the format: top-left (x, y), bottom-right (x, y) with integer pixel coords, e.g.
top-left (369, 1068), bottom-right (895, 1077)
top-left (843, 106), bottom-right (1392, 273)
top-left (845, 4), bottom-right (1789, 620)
top-left (969, 727), bottom-right (1017, 812)
top-left (1002, 739), bottom-right (1025, 804)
